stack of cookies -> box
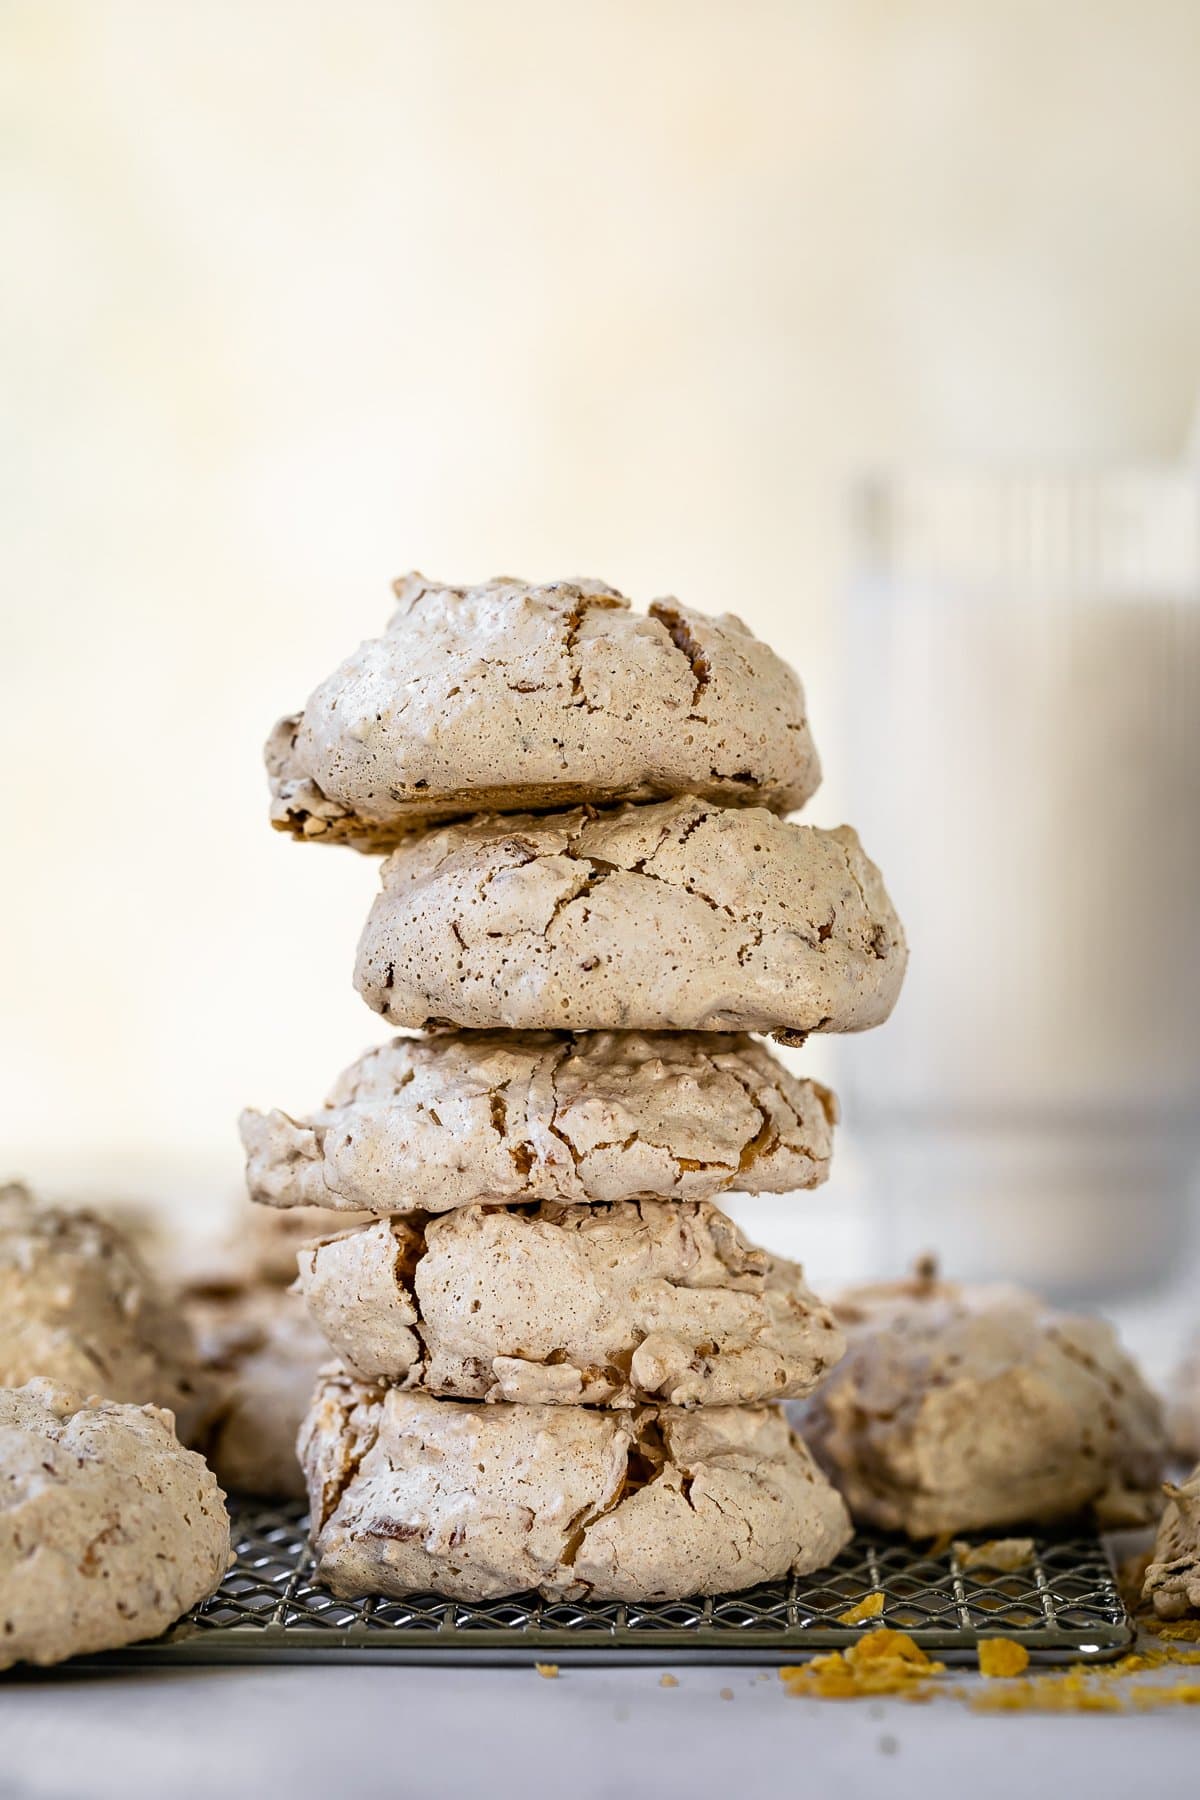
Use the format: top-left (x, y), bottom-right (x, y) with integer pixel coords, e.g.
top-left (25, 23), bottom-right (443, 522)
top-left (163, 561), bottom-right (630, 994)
top-left (241, 574), bottom-right (907, 1603)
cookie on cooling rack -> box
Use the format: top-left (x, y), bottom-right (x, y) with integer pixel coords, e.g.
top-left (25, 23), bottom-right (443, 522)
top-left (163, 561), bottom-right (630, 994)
top-left (1143, 1464), bottom-right (1200, 1620)
top-left (353, 796), bottom-right (906, 1037)
top-left (294, 1199), bottom-right (845, 1409)
top-left (266, 573), bottom-right (820, 847)
top-left (0, 1379), bottom-right (229, 1671)
top-left (241, 1029), bottom-right (836, 1215)
top-left (300, 1374), bottom-right (850, 1603)
top-left (185, 1283), bottom-right (328, 1500)
top-left (794, 1264), bottom-right (1167, 1538)
top-left (0, 1183), bottom-right (217, 1445)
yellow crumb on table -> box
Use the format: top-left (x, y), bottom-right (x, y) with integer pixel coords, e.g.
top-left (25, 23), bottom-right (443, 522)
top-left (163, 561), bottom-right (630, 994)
top-left (836, 1592), bottom-right (885, 1626)
top-left (1149, 1618), bottom-right (1200, 1643)
top-left (1128, 1681), bottom-right (1200, 1708)
top-left (781, 1629), bottom-right (945, 1700)
top-left (534, 1662), bottom-right (559, 1679)
top-left (977, 1639), bottom-right (1030, 1679)
top-left (967, 1672), bottom-right (1124, 1714)
top-left (1105, 1651), bottom-right (1170, 1674)
top-left (966, 1647), bottom-right (1200, 1714)
top-left (659, 1673), bottom-right (678, 1688)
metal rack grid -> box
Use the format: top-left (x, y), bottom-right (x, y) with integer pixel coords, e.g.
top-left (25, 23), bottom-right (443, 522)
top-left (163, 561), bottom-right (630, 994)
top-left (90, 1499), bottom-right (1133, 1667)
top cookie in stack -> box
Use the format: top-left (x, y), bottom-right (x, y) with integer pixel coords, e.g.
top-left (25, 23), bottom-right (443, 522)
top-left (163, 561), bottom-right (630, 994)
top-left (245, 573), bottom-right (907, 1605)
top-left (267, 573), bottom-right (821, 846)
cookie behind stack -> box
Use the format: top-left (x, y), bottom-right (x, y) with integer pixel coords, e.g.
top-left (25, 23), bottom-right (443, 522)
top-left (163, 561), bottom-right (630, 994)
top-left (245, 573), bottom-right (909, 1601)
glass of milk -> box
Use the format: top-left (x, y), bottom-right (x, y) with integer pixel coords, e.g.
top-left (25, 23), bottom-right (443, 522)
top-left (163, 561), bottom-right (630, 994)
top-left (841, 469), bottom-right (1200, 1299)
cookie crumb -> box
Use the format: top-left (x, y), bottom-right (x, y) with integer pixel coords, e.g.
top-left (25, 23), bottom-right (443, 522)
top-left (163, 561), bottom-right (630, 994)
top-left (535, 1662), bottom-right (559, 1679)
top-left (837, 1591), bottom-right (885, 1625)
top-left (720, 1687), bottom-right (734, 1701)
top-left (954, 1538), bottom-right (1034, 1574)
top-left (978, 1639), bottom-right (1030, 1678)
top-left (1151, 1619), bottom-right (1200, 1643)
top-left (660, 1673), bottom-right (679, 1688)
top-left (781, 1629), bottom-right (944, 1700)
top-left (1128, 1681), bottom-right (1200, 1708)
top-left (968, 1673), bottom-right (1123, 1713)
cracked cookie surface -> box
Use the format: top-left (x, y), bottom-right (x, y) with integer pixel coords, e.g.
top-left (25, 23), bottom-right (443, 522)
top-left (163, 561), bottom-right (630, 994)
top-left (0, 1183), bottom-right (217, 1446)
top-left (300, 1374), bottom-right (850, 1602)
top-left (353, 796), bottom-right (906, 1035)
top-left (0, 1379), bottom-right (230, 1671)
top-left (295, 1200), bottom-right (845, 1408)
top-left (267, 574), bottom-right (820, 846)
top-left (1144, 1463), bottom-right (1200, 1620)
top-left (795, 1266), bottom-right (1167, 1538)
top-left (240, 1029), bottom-right (836, 1214)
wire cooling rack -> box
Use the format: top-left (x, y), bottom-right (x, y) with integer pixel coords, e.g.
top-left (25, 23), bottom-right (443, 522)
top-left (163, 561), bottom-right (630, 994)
top-left (91, 1499), bottom-right (1132, 1667)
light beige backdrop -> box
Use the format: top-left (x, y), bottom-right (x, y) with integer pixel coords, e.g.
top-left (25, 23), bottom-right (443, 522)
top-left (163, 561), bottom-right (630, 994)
top-left (4, 2), bottom-right (1200, 1245)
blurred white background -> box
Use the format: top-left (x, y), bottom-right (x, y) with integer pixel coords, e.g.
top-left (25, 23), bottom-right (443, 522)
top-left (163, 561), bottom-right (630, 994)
top-left (4, 2), bottom-right (1200, 1276)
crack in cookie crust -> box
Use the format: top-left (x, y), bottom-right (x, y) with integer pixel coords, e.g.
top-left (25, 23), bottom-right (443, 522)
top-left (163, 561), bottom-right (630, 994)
top-left (300, 1381), bottom-right (851, 1603)
top-left (295, 1200), bottom-right (846, 1410)
top-left (266, 576), bottom-right (821, 846)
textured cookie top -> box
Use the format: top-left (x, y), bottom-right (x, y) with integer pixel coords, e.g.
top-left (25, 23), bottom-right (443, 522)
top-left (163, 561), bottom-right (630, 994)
top-left (0, 1183), bottom-right (216, 1445)
top-left (796, 1267), bottom-right (1167, 1539)
top-left (241, 1029), bottom-right (836, 1214)
top-left (301, 1375), bottom-right (850, 1604)
top-left (1143, 1463), bottom-right (1200, 1621)
top-left (295, 1199), bottom-right (846, 1409)
top-left (0, 1379), bottom-right (230, 1671)
top-left (266, 575), bottom-right (820, 846)
top-left (354, 796), bottom-right (906, 1036)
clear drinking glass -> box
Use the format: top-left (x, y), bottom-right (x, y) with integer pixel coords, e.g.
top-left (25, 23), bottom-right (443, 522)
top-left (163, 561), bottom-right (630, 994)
top-left (841, 469), bottom-right (1200, 1299)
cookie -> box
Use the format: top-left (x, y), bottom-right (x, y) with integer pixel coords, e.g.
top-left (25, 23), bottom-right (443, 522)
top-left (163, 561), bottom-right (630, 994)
top-left (185, 1284), bottom-right (327, 1499)
top-left (241, 1030), bottom-right (836, 1215)
top-left (296, 1200), bottom-right (845, 1408)
top-left (353, 796), bottom-right (905, 1036)
top-left (0, 1379), bottom-right (230, 1671)
top-left (0, 1183), bottom-right (216, 1445)
top-left (301, 1374), bottom-right (851, 1602)
top-left (795, 1265), bottom-right (1166, 1537)
top-left (267, 574), bottom-right (820, 847)
top-left (1143, 1464), bottom-right (1200, 1620)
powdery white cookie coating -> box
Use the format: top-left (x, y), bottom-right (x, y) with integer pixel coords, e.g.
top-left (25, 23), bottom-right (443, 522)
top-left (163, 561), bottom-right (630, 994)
top-left (795, 1268), bottom-right (1167, 1538)
top-left (301, 1374), bottom-right (850, 1603)
top-left (0, 1379), bottom-right (230, 1671)
top-left (0, 1184), bottom-right (216, 1445)
top-left (186, 1285), bottom-right (328, 1500)
top-left (1143, 1464), bottom-right (1200, 1620)
top-left (240, 1030), bottom-right (836, 1215)
top-left (353, 797), bottom-right (906, 1036)
top-left (295, 1200), bottom-right (846, 1409)
top-left (267, 574), bottom-right (820, 846)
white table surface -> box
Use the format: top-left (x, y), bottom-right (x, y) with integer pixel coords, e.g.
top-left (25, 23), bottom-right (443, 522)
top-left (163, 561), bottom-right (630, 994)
top-left (1, 1661), bottom-right (1196, 1800)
